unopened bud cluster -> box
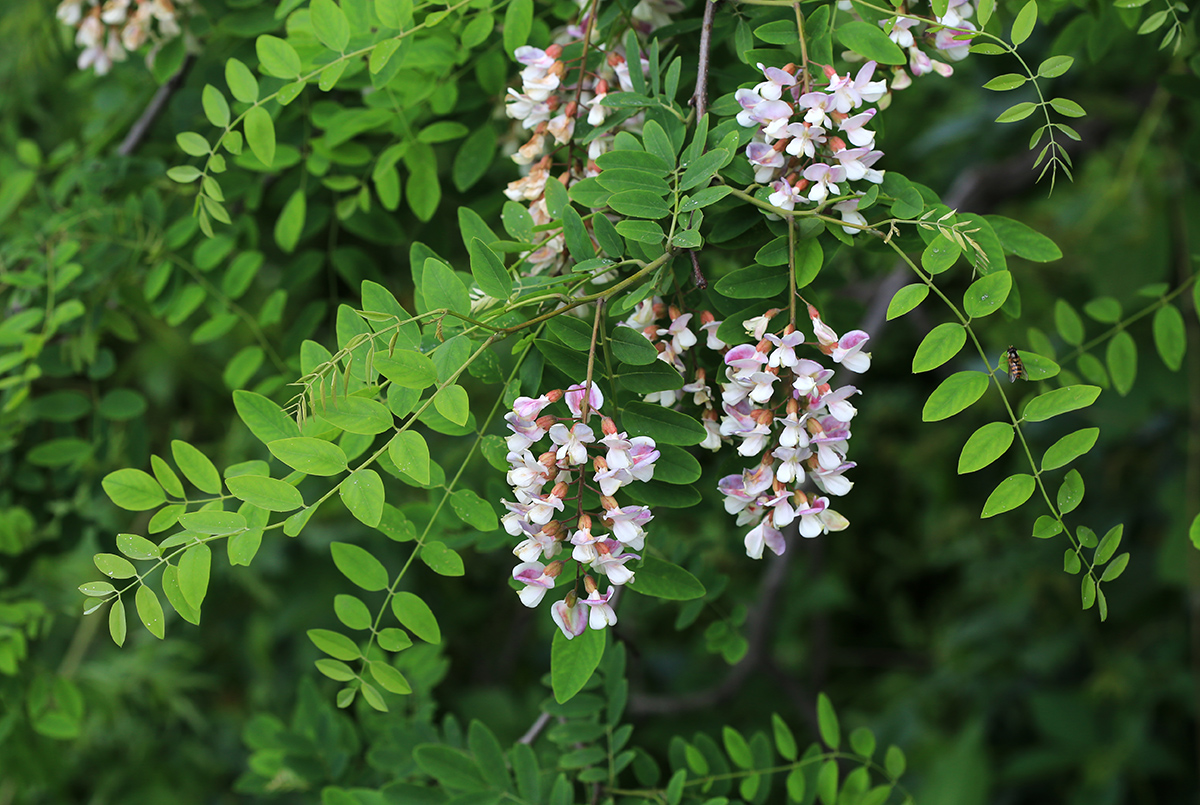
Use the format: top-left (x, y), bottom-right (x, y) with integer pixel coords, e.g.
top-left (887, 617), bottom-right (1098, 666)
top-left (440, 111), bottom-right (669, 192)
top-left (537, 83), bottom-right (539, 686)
top-left (505, 384), bottom-right (659, 640)
top-left (56, 0), bottom-right (191, 75)
top-left (624, 299), bottom-right (872, 560)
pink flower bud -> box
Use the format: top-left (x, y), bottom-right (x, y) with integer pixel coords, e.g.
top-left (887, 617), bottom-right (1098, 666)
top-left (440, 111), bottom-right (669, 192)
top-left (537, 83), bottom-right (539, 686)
top-left (545, 560), bottom-right (564, 577)
top-left (550, 481), bottom-right (569, 499)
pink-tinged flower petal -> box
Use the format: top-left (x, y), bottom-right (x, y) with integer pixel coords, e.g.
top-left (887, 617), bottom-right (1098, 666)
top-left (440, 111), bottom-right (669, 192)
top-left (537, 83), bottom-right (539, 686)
top-left (551, 598), bottom-right (589, 638)
top-left (565, 383), bottom-right (605, 418)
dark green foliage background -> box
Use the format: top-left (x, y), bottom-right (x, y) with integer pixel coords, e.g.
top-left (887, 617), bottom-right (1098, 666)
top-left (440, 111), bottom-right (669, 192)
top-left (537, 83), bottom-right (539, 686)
top-left (1, 0), bottom-right (1199, 802)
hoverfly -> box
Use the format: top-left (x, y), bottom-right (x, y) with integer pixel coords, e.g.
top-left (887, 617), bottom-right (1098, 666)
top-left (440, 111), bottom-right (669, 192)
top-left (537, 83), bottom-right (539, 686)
top-left (1005, 345), bottom-right (1027, 383)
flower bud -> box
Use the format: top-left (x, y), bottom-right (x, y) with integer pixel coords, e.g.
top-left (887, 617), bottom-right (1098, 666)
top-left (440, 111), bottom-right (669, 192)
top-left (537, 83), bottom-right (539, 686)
top-left (752, 408), bottom-right (774, 426)
top-left (607, 52), bottom-right (626, 68)
top-left (562, 100), bottom-right (578, 119)
top-left (545, 44), bottom-right (563, 58)
top-left (827, 135), bottom-right (847, 152)
top-left (546, 389), bottom-right (564, 402)
top-left (538, 451), bottom-right (558, 471)
top-left (601, 416), bottom-right (618, 436)
top-left (786, 398), bottom-right (800, 416)
top-left (545, 560), bottom-right (565, 577)
top-left (542, 519), bottom-right (562, 537)
top-left (700, 310), bottom-right (716, 324)
top-left (584, 574), bottom-right (599, 594)
top-left (563, 589), bottom-right (577, 606)
top-left (668, 305), bottom-right (682, 320)
top-left (578, 513), bottom-right (593, 531)
top-left (593, 455), bottom-right (609, 472)
top-left (756, 338), bottom-right (773, 354)
top-left (822, 64), bottom-right (838, 79)
top-left (550, 481), bottom-right (569, 499)
top-left (599, 494), bottom-right (619, 511)
top-left (535, 414), bottom-right (558, 431)
top-left (546, 95), bottom-right (561, 111)
top-left (594, 78), bottom-right (608, 94)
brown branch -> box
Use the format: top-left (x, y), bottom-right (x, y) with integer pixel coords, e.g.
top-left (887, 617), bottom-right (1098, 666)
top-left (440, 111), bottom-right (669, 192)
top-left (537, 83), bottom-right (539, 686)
top-left (118, 53), bottom-right (196, 157)
top-left (692, 0), bottom-right (722, 118)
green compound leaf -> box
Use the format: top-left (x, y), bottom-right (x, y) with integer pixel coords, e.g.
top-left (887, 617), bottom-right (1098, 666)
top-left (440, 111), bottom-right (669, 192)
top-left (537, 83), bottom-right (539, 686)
top-left (109, 598), bottom-right (127, 647)
top-left (389, 431), bottom-right (430, 484)
top-left (817, 692), bottom-right (841, 749)
top-left (912, 322), bottom-right (967, 373)
top-left (421, 258), bottom-right (469, 316)
top-left (886, 283), bottom-right (929, 320)
top-left (310, 0), bottom-right (350, 52)
top-left (256, 34), bottom-right (301, 79)
top-left (434, 384), bottom-right (470, 427)
top-left (921, 371), bottom-right (989, 422)
top-left (161, 565), bottom-right (200, 624)
top-left (551, 626), bottom-right (606, 704)
top-left (331, 541), bottom-right (389, 591)
top-left (1011, 0), bottom-right (1038, 46)
top-left (376, 350), bottom-right (437, 390)
top-left (225, 57), bottom-right (258, 103)
top-left (178, 542), bottom-right (212, 610)
top-left (1153, 304), bottom-right (1186, 371)
top-left (315, 659), bottom-right (356, 681)
top-left (652, 445), bottom-right (702, 484)
top-left (921, 235), bottom-right (961, 275)
top-left (1057, 469), bottom-right (1084, 513)
top-left (713, 265), bottom-right (788, 299)
top-left (274, 189), bottom-right (305, 253)
top-left (607, 190), bottom-right (671, 219)
top-left (102, 469), bottom-right (166, 511)
top-left (1041, 427), bottom-right (1099, 471)
top-left (243, 106), bottom-right (276, 168)
top-left (340, 469), bottom-right (385, 528)
top-left (468, 237), bottom-right (513, 300)
top-left (450, 489), bottom-right (498, 532)
top-left (503, 0), bottom-right (532, 56)
top-left (171, 440), bottom-right (221, 495)
top-left (987, 215), bottom-right (1062, 261)
top-left (621, 401), bottom-right (708, 445)
top-left (1022, 385), bottom-right (1101, 422)
top-left (773, 714), bottom-right (798, 761)
top-left (308, 628), bottom-right (361, 661)
top-left (1101, 553), bottom-right (1129, 582)
top-left (836, 20), bottom-right (906, 64)
top-left (233, 390), bottom-right (301, 443)
top-left (392, 591), bottom-right (442, 643)
top-left (370, 660), bottom-right (411, 695)
top-left (135, 585), bottom-right (165, 639)
top-left (1054, 299), bottom-right (1084, 345)
top-left (958, 421), bottom-right (1014, 474)
top-left (1033, 515), bottom-right (1063, 539)
top-left (268, 437), bottom-right (349, 476)
top-left (420, 541), bottom-right (465, 576)
top-left (1095, 524), bottom-right (1123, 565)
top-left (94, 553), bottom-right (137, 579)
top-left (226, 475), bottom-right (303, 512)
top-left (179, 510), bottom-right (247, 535)
top-left (317, 396), bottom-right (394, 435)
top-left (610, 326), bottom-right (658, 365)
top-left (334, 593), bottom-right (373, 630)
top-left (723, 726), bottom-right (753, 769)
top-left (627, 556), bottom-right (705, 600)
top-left (963, 270), bottom-right (1012, 319)
top-left (981, 473), bottom-right (1036, 518)
top-left (201, 85), bottom-right (230, 128)
top-left (1108, 331), bottom-right (1138, 395)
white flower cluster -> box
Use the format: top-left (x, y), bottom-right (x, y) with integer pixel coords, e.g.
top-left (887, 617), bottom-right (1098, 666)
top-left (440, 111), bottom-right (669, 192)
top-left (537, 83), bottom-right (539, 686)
top-left (504, 384), bottom-right (659, 639)
top-left (502, 0), bottom-right (680, 276)
top-left (734, 60), bottom-right (888, 234)
top-left (503, 40), bottom-right (650, 276)
top-left (870, 0), bottom-right (978, 88)
top-left (622, 300), bottom-right (872, 560)
top-left (56, 0), bottom-right (191, 75)
top-left (716, 306), bottom-right (870, 558)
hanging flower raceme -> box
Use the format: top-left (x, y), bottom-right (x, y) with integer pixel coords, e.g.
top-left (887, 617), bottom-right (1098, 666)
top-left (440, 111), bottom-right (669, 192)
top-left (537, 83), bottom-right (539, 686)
top-left (504, 384), bottom-right (659, 640)
top-left (56, 0), bottom-right (193, 75)
top-left (733, 60), bottom-right (889, 233)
